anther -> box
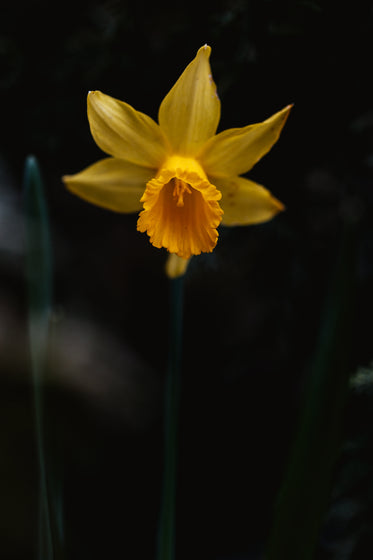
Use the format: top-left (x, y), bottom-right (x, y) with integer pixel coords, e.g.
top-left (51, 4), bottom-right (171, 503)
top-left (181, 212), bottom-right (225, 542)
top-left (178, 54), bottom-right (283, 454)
top-left (173, 178), bottom-right (191, 207)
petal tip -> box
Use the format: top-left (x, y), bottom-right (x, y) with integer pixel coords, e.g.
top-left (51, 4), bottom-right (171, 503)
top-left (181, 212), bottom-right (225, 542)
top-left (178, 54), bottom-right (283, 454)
top-left (269, 191), bottom-right (286, 214)
top-left (275, 198), bottom-right (286, 213)
top-left (87, 90), bottom-right (96, 106)
top-left (197, 44), bottom-right (211, 58)
top-left (281, 103), bottom-right (294, 121)
top-left (87, 90), bottom-right (103, 103)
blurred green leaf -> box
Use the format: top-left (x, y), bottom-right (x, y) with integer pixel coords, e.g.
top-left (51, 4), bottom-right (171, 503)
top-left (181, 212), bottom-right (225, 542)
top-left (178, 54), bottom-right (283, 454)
top-left (24, 155), bottom-right (52, 367)
top-left (266, 220), bottom-right (357, 560)
top-left (24, 155), bottom-right (63, 560)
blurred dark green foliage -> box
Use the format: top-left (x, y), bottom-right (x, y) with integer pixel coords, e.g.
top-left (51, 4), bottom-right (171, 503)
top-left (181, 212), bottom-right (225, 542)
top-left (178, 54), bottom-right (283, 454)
top-left (1, 1), bottom-right (373, 559)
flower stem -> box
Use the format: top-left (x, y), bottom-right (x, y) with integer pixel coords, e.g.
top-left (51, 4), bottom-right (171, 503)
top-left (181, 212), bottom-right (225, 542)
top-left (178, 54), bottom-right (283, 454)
top-left (157, 276), bottom-right (185, 560)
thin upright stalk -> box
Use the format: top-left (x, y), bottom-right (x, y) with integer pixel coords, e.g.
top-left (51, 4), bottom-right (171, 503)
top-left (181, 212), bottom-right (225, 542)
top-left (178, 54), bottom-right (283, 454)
top-left (157, 276), bottom-right (185, 560)
top-left (24, 156), bottom-right (64, 560)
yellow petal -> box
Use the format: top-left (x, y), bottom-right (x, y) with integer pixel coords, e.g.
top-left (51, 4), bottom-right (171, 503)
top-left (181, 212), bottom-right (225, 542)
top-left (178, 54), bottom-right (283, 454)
top-left (199, 105), bottom-right (292, 177)
top-left (87, 91), bottom-right (169, 167)
top-left (214, 175), bottom-right (285, 226)
top-left (63, 157), bottom-right (154, 213)
top-left (158, 45), bottom-right (221, 156)
top-left (137, 156), bottom-right (223, 259)
top-left (165, 254), bottom-right (191, 278)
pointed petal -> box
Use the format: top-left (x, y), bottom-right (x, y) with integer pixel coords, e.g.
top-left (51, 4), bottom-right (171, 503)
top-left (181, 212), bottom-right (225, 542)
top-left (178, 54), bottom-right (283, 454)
top-left (158, 45), bottom-right (221, 155)
top-left (199, 105), bottom-right (292, 177)
top-left (213, 175), bottom-right (285, 226)
top-left (63, 157), bottom-right (154, 213)
top-left (88, 91), bottom-right (169, 167)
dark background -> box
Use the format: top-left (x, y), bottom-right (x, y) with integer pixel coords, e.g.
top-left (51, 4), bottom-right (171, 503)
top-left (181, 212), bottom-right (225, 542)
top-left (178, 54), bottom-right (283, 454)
top-left (1, 1), bottom-right (373, 559)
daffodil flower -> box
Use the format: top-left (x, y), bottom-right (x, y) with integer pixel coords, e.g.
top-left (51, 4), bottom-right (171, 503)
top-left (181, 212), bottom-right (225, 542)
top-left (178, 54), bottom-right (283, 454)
top-left (63, 45), bottom-right (291, 265)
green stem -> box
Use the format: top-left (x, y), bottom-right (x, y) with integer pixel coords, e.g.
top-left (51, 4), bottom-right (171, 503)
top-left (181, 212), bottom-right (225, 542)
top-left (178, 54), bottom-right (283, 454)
top-left (157, 276), bottom-right (185, 560)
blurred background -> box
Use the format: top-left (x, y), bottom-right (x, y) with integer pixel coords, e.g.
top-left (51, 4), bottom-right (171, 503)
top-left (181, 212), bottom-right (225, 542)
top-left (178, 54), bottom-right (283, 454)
top-left (1, 1), bottom-right (373, 558)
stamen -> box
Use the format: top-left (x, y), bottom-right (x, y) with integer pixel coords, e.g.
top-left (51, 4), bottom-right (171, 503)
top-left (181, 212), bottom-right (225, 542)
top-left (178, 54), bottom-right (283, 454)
top-left (172, 178), bottom-right (192, 207)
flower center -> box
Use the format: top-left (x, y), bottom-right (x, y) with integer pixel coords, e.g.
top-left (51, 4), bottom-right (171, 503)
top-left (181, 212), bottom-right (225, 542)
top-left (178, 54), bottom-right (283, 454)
top-left (137, 156), bottom-right (223, 259)
top-left (172, 178), bottom-right (192, 207)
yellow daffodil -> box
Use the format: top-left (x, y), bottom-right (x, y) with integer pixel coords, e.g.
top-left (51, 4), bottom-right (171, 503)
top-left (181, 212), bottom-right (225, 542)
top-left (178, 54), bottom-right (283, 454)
top-left (63, 45), bottom-right (291, 267)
